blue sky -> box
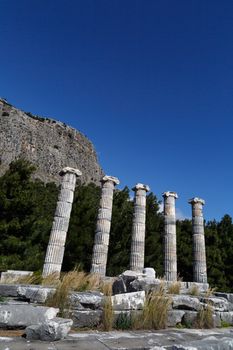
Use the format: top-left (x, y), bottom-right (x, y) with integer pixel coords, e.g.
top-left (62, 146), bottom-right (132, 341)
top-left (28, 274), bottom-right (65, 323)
top-left (0, 0), bottom-right (233, 221)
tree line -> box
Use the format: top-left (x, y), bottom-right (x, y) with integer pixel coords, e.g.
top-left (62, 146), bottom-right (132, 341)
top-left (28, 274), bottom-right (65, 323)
top-left (0, 159), bottom-right (232, 292)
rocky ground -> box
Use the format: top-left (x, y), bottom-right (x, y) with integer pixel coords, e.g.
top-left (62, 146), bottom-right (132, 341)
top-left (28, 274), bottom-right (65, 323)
top-left (1, 328), bottom-right (233, 350)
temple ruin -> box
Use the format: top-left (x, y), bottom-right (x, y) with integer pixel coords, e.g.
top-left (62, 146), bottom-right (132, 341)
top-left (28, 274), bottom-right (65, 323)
top-left (42, 170), bottom-right (208, 284)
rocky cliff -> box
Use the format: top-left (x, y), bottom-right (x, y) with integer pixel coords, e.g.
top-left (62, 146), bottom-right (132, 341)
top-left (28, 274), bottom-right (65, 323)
top-left (0, 98), bottom-right (104, 185)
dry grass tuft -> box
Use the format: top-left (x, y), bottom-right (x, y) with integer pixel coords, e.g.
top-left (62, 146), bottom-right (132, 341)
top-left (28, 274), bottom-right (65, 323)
top-left (134, 282), bottom-right (171, 330)
top-left (42, 272), bottom-right (60, 287)
top-left (101, 280), bottom-right (114, 331)
top-left (45, 269), bottom-right (102, 317)
top-left (205, 287), bottom-right (217, 298)
top-left (168, 280), bottom-right (182, 295)
top-left (194, 304), bottom-right (214, 329)
top-left (188, 284), bottom-right (200, 296)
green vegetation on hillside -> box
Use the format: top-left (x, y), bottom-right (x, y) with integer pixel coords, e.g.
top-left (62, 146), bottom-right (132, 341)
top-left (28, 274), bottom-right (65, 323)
top-left (0, 160), bottom-right (233, 292)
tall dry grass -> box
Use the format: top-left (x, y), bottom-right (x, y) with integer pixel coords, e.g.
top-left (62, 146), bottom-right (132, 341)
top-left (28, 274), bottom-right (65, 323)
top-left (134, 282), bottom-right (171, 330)
top-left (45, 269), bottom-right (102, 317)
top-left (101, 280), bottom-right (114, 331)
top-left (167, 279), bottom-right (182, 295)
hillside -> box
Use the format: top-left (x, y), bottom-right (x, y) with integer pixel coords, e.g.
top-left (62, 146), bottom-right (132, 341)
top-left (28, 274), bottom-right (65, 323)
top-left (0, 98), bottom-right (103, 185)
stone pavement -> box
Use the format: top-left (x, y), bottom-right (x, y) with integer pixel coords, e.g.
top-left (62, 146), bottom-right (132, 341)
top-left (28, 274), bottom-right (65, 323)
top-left (1, 328), bottom-right (233, 350)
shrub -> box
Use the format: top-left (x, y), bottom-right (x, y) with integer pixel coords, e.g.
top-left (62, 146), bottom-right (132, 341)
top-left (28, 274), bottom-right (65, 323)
top-left (115, 312), bottom-right (133, 330)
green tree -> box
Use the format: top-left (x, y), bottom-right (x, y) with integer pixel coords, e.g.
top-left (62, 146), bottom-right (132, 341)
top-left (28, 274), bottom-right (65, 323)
top-left (107, 187), bottom-right (133, 276)
top-left (0, 159), bottom-right (58, 271)
top-left (145, 193), bottom-right (163, 276)
top-left (63, 183), bottom-right (100, 271)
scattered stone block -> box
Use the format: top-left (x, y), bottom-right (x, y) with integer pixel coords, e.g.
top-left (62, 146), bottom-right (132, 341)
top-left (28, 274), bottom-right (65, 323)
top-left (69, 291), bottom-right (104, 310)
top-left (200, 296), bottom-right (229, 312)
top-left (0, 284), bottom-right (20, 297)
top-left (215, 292), bottom-right (233, 305)
top-left (182, 310), bottom-right (198, 327)
top-left (0, 270), bottom-right (33, 284)
top-left (0, 304), bottom-right (58, 328)
top-left (72, 310), bottom-right (102, 328)
top-left (25, 317), bottom-right (73, 341)
top-left (216, 311), bottom-right (233, 325)
top-left (171, 295), bottom-right (201, 311)
top-left (17, 285), bottom-right (56, 304)
top-left (167, 310), bottom-right (185, 327)
top-left (111, 291), bottom-right (145, 311)
top-left (186, 282), bottom-right (209, 293)
top-left (143, 267), bottom-right (156, 278)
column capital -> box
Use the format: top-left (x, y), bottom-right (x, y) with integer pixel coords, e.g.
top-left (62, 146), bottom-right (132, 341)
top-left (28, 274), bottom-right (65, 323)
top-left (59, 167), bottom-right (82, 177)
top-left (188, 197), bottom-right (205, 205)
top-left (132, 183), bottom-right (150, 192)
top-left (162, 191), bottom-right (178, 199)
top-left (102, 175), bottom-right (120, 185)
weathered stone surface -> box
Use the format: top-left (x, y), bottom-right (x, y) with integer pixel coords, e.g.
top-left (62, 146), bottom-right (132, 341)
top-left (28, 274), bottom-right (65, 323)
top-left (200, 297), bottom-right (229, 312)
top-left (72, 310), bottom-right (102, 328)
top-left (143, 267), bottom-right (156, 278)
top-left (25, 317), bottom-right (73, 341)
top-left (171, 295), bottom-right (201, 311)
top-left (0, 284), bottom-right (19, 297)
top-left (0, 270), bottom-right (33, 284)
top-left (215, 292), bottom-right (233, 305)
top-left (42, 168), bottom-right (81, 277)
top-left (3, 328), bottom-right (233, 349)
top-left (130, 184), bottom-right (150, 272)
top-left (186, 282), bottom-right (209, 293)
top-left (163, 191), bottom-right (178, 282)
top-left (17, 285), bottom-right (56, 304)
top-left (91, 176), bottom-right (119, 276)
top-left (111, 291), bottom-right (145, 311)
top-left (189, 197), bottom-right (207, 283)
top-left (0, 98), bottom-right (103, 185)
top-left (69, 291), bottom-right (104, 310)
top-left (167, 310), bottom-right (185, 327)
top-left (182, 310), bottom-right (198, 327)
top-left (130, 276), bottom-right (161, 293)
top-left (216, 311), bottom-right (233, 325)
top-left (0, 304), bottom-right (58, 328)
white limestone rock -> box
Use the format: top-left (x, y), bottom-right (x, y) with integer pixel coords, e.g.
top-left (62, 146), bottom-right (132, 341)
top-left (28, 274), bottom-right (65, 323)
top-left (69, 291), bottom-right (104, 309)
top-left (171, 295), bottom-right (201, 311)
top-left (111, 291), bottom-right (145, 311)
top-left (143, 267), bottom-right (156, 278)
top-left (25, 317), bottom-right (73, 341)
top-left (0, 304), bottom-right (58, 328)
top-left (167, 310), bottom-right (185, 327)
top-left (0, 270), bottom-right (33, 284)
top-left (17, 285), bottom-right (56, 304)
top-left (200, 297), bottom-right (229, 312)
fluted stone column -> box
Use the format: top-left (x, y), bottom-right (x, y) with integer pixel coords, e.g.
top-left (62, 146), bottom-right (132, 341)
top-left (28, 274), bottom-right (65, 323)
top-left (42, 167), bottom-right (82, 277)
top-left (189, 197), bottom-right (207, 283)
top-left (163, 191), bottom-right (178, 281)
top-left (91, 175), bottom-right (120, 276)
top-left (130, 183), bottom-right (150, 272)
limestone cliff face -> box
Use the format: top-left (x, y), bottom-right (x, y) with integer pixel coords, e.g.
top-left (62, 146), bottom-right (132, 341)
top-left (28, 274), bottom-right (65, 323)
top-left (0, 98), bottom-right (104, 185)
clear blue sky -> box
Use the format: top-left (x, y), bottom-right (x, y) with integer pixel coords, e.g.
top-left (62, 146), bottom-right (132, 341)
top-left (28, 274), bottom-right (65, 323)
top-left (0, 0), bottom-right (233, 221)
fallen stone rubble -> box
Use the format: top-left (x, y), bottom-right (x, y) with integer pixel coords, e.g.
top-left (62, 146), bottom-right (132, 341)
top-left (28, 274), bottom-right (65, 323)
top-left (1, 275), bottom-right (233, 339)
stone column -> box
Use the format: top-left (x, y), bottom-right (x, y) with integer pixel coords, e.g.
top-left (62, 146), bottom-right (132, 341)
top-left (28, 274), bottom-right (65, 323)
top-left (91, 175), bottom-right (120, 276)
top-left (130, 183), bottom-right (150, 272)
top-left (163, 191), bottom-right (178, 281)
top-left (42, 167), bottom-right (82, 277)
top-left (189, 197), bottom-right (207, 283)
